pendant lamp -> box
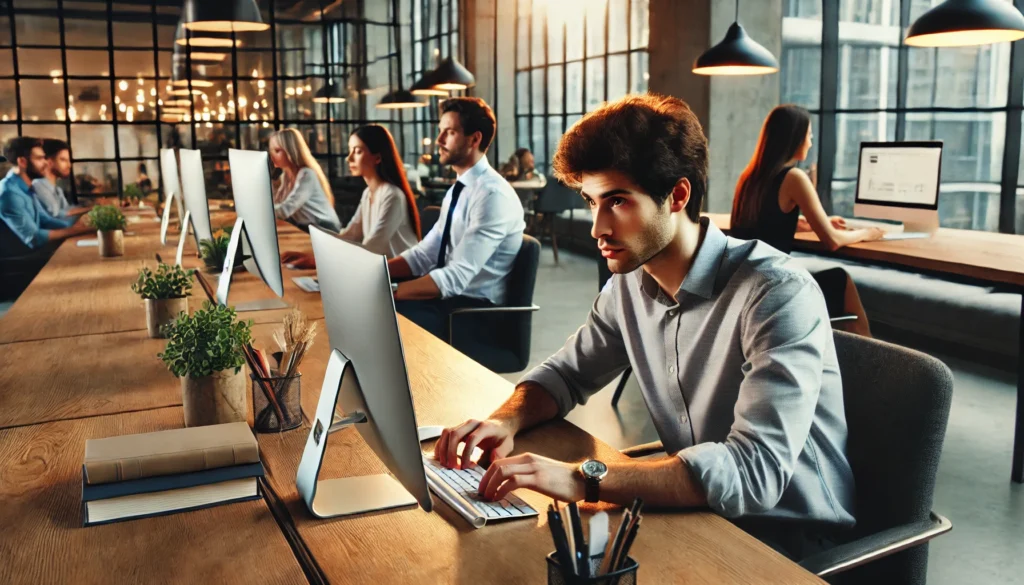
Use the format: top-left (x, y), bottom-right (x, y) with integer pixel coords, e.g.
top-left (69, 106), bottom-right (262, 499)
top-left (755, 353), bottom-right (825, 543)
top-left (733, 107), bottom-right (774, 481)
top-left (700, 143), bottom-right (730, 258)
top-left (182, 0), bottom-right (269, 33)
top-left (692, 0), bottom-right (779, 76)
top-left (905, 0), bottom-right (1024, 47)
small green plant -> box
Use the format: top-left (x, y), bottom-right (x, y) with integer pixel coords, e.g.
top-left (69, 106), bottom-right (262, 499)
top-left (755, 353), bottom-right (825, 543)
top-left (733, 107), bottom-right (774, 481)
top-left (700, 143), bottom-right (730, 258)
top-left (86, 204), bottom-right (127, 232)
top-left (132, 263), bottom-right (195, 300)
top-left (159, 302), bottom-right (253, 379)
top-left (121, 183), bottom-right (144, 204)
top-left (199, 226), bottom-right (247, 271)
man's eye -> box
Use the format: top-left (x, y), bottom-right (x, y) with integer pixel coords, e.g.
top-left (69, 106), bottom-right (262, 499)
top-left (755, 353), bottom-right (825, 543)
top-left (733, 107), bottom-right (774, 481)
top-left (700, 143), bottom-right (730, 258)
top-left (611, 197), bottom-right (626, 207)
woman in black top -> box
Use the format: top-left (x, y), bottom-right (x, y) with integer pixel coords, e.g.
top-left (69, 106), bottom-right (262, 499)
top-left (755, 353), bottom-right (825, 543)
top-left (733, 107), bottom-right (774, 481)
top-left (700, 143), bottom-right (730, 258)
top-left (732, 105), bottom-right (883, 336)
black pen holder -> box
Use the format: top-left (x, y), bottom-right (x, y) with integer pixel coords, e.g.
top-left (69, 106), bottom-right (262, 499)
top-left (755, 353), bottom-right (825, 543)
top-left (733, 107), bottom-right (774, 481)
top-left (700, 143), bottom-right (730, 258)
top-left (250, 370), bottom-right (302, 432)
top-left (546, 552), bottom-right (638, 585)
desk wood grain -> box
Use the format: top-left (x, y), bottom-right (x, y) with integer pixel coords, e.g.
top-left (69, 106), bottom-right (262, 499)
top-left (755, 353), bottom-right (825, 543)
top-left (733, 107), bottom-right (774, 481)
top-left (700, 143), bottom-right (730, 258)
top-left (706, 212), bottom-right (1024, 287)
top-left (0, 407), bottom-right (307, 585)
top-left (251, 318), bottom-right (824, 585)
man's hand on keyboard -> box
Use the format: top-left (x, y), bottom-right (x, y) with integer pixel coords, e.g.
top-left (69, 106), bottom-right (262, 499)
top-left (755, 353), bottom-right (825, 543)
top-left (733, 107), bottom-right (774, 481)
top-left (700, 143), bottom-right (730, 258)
top-left (435, 419), bottom-right (515, 470)
top-left (478, 453), bottom-right (585, 503)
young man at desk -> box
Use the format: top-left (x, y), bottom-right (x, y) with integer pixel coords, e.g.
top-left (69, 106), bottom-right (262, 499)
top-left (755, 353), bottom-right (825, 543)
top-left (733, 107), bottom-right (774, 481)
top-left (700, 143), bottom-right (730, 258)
top-left (434, 94), bottom-right (856, 560)
top-left (0, 137), bottom-right (91, 257)
top-left (389, 97), bottom-right (526, 339)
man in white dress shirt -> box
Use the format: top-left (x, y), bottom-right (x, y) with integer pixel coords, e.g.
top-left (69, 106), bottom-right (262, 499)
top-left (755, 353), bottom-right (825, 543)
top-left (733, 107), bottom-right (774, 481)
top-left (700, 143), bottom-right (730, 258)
top-left (389, 97), bottom-right (526, 339)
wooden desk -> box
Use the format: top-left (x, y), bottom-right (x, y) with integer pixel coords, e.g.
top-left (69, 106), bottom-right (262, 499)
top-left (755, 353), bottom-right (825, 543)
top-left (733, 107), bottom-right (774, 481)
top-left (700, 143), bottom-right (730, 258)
top-left (0, 407), bottom-right (307, 584)
top-left (250, 318), bottom-right (825, 585)
top-left (707, 213), bottom-right (1024, 483)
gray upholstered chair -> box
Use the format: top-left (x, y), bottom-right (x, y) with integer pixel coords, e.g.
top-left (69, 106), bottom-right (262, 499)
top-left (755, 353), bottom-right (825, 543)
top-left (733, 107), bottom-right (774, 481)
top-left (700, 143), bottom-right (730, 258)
top-left (622, 331), bottom-right (953, 583)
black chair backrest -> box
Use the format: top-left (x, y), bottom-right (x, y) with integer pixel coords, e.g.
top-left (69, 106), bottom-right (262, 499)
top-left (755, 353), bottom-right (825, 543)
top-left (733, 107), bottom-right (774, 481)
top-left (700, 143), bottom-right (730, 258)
top-left (834, 331), bottom-right (953, 584)
top-left (420, 205), bottom-right (442, 235)
top-left (506, 234), bottom-right (541, 309)
top-left (535, 179), bottom-right (581, 214)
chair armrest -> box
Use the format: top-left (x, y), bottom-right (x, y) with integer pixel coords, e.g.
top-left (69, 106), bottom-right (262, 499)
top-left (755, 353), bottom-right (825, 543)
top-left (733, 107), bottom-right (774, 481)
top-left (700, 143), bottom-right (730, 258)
top-left (798, 512), bottom-right (952, 577)
top-left (829, 315), bottom-right (858, 323)
top-left (448, 305), bottom-right (540, 344)
top-left (620, 441), bottom-right (666, 458)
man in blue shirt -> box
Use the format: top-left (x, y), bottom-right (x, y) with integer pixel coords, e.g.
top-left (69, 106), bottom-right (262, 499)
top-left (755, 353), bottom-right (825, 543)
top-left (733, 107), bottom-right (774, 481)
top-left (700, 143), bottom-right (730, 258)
top-left (389, 98), bottom-right (526, 339)
top-left (33, 138), bottom-right (89, 219)
top-left (0, 137), bottom-right (91, 257)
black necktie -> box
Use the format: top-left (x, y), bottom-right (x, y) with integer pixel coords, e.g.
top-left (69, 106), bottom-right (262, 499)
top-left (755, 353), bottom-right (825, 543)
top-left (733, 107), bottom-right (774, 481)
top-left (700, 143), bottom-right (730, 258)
top-left (436, 181), bottom-right (465, 268)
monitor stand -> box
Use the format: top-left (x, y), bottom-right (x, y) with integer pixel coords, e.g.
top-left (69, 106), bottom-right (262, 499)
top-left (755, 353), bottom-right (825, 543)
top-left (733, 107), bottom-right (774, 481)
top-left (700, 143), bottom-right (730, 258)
top-left (296, 349), bottom-right (418, 519)
top-left (215, 217), bottom-right (290, 312)
top-left (175, 210), bottom-right (191, 266)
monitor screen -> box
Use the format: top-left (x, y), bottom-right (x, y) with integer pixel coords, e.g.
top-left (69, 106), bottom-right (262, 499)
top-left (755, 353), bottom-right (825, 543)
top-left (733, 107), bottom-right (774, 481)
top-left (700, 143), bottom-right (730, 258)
top-left (855, 142), bottom-right (942, 210)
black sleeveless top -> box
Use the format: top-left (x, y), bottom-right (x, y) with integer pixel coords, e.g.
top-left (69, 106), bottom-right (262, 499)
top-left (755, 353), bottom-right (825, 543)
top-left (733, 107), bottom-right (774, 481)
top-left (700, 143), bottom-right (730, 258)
top-left (732, 166), bottom-right (799, 254)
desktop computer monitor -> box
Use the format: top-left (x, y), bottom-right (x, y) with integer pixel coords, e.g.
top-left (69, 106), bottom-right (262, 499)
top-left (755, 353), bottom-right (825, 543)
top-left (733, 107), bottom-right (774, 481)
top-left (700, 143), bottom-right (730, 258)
top-left (224, 148), bottom-right (285, 303)
top-left (178, 148), bottom-right (214, 249)
top-left (853, 141), bottom-right (942, 234)
top-left (159, 148), bottom-right (186, 245)
top-left (296, 225), bottom-right (431, 518)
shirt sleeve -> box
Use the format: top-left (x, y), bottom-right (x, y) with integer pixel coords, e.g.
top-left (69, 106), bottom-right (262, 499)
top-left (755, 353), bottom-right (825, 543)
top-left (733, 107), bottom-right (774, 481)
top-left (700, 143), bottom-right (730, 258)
top-left (425, 186), bottom-right (519, 298)
top-left (518, 283), bottom-right (630, 417)
top-left (337, 194), bottom-right (365, 244)
top-left (360, 185), bottom-right (408, 256)
top-left (677, 273), bottom-right (830, 518)
top-left (400, 192), bottom-right (446, 275)
top-left (274, 168), bottom-right (316, 220)
top-left (37, 203), bottom-right (74, 229)
top-left (0, 192), bottom-right (49, 248)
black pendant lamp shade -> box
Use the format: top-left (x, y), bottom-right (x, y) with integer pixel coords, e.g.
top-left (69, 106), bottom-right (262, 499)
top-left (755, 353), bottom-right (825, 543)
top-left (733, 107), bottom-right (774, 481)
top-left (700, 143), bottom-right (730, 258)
top-left (905, 0), bottom-right (1024, 47)
top-left (174, 19), bottom-right (239, 49)
top-left (170, 53), bottom-right (214, 88)
top-left (377, 88), bottom-right (426, 109)
top-left (693, 21), bottom-right (779, 76)
top-left (428, 57), bottom-right (476, 90)
top-left (410, 68), bottom-right (449, 96)
top-left (313, 81), bottom-right (346, 104)
top-left (183, 0), bottom-right (269, 33)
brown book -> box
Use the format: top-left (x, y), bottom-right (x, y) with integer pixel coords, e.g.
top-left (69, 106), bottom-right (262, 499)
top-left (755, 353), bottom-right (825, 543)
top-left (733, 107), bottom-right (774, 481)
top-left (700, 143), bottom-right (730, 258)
top-left (84, 422), bottom-right (259, 485)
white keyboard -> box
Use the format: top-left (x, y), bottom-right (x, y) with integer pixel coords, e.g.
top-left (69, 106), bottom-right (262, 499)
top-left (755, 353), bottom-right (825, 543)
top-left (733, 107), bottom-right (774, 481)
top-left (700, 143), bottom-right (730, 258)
top-left (843, 217), bottom-right (904, 232)
top-left (883, 232), bottom-right (930, 240)
top-left (291, 276), bottom-right (319, 292)
top-left (423, 457), bottom-right (537, 527)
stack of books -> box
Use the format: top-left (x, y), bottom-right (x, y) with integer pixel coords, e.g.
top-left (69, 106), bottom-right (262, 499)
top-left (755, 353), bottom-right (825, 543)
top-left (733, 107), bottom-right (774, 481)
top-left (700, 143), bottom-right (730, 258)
top-left (81, 422), bottom-right (264, 527)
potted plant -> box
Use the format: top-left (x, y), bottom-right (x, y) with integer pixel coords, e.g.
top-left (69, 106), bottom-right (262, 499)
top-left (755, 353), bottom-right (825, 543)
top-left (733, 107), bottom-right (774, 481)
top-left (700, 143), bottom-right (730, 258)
top-left (121, 183), bottom-right (144, 208)
top-left (159, 302), bottom-right (253, 428)
top-left (86, 204), bottom-right (127, 257)
top-left (132, 263), bottom-right (195, 338)
top-left (199, 226), bottom-right (248, 273)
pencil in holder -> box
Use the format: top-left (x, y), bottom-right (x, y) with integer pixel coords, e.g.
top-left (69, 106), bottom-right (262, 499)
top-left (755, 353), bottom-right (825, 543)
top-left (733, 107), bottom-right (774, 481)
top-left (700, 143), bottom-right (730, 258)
top-left (250, 370), bottom-right (302, 432)
top-left (546, 552), bottom-right (638, 585)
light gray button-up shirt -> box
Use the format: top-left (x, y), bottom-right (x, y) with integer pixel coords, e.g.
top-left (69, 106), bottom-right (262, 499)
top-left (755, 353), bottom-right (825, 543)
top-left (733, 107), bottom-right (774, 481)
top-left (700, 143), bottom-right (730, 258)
top-left (401, 156), bottom-right (525, 305)
top-left (521, 218), bottom-right (856, 528)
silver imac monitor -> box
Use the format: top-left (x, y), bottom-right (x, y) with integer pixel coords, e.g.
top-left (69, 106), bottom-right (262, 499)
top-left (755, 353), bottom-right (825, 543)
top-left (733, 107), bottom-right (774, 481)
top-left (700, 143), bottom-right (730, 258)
top-left (853, 141), bottom-right (942, 235)
top-left (158, 148), bottom-right (186, 245)
top-left (213, 148), bottom-right (288, 311)
top-left (296, 225), bottom-right (431, 518)
top-left (178, 148), bottom-right (214, 249)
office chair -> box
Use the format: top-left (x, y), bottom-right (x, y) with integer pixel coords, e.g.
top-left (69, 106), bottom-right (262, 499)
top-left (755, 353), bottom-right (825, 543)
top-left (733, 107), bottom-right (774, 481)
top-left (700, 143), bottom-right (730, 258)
top-left (621, 331), bottom-right (953, 584)
top-left (420, 205), bottom-right (442, 235)
top-left (448, 235), bottom-right (540, 373)
top-left (533, 180), bottom-right (582, 264)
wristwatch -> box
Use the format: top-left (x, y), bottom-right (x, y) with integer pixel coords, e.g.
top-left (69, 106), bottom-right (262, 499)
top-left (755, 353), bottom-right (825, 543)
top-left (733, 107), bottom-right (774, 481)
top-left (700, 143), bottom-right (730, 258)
top-left (580, 459), bottom-right (608, 503)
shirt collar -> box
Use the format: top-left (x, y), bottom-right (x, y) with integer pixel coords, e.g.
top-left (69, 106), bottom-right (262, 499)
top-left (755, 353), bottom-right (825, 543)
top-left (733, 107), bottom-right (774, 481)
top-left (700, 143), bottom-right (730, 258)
top-left (455, 155), bottom-right (492, 189)
top-left (639, 216), bottom-right (727, 303)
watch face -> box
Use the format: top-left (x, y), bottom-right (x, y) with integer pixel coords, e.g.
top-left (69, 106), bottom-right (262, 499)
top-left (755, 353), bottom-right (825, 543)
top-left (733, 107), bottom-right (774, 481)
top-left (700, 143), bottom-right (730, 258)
top-left (582, 460), bottom-right (608, 479)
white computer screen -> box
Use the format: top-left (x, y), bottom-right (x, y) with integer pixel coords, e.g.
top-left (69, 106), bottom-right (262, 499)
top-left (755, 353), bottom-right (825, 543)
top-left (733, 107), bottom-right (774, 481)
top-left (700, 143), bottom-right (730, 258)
top-left (856, 144), bottom-right (941, 207)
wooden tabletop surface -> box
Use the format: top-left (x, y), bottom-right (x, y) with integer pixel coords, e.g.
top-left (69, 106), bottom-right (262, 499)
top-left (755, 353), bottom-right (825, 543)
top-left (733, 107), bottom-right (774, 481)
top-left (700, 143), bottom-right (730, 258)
top-left (0, 407), bottom-right (307, 585)
top-left (706, 212), bottom-right (1024, 287)
top-left (0, 208), bottom-right (826, 584)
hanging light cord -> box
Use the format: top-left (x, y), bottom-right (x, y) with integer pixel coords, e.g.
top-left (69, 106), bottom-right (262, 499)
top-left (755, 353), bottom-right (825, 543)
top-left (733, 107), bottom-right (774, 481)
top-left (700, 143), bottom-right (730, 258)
top-left (735, 0), bottom-right (740, 21)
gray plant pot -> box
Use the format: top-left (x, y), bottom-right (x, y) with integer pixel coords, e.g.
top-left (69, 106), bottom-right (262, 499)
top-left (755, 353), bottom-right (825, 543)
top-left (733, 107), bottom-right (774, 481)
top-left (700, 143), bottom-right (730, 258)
top-left (98, 229), bottom-right (124, 257)
top-left (144, 296), bottom-right (188, 338)
top-left (181, 367), bottom-right (248, 428)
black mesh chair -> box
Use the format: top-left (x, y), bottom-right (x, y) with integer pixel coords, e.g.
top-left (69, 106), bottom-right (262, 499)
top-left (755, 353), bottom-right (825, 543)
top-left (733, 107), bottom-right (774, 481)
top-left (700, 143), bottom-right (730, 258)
top-left (533, 180), bottom-right (581, 264)
top-left (420, 205), bottom-right (442, 235)
top-left (621, 331), bottom-right (953, 583)
top-left (447, 235), bottom-right (541, 373)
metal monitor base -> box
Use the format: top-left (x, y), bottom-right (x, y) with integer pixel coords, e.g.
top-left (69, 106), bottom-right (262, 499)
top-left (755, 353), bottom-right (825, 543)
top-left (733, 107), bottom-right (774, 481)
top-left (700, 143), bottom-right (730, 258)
top-left (296, 349), bottom-right (419, 519)
top-left (232, 297), bottom-right (289, 312)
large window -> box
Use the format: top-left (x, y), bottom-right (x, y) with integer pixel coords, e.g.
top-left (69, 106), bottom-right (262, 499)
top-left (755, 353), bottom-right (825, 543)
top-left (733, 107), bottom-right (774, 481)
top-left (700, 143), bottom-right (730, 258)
top-left (0, 0), bottom-right (460, 205)
top-left (782, 0), bottom-right (1024, 233)
top-left (513, 0), bottom-right (649, 174)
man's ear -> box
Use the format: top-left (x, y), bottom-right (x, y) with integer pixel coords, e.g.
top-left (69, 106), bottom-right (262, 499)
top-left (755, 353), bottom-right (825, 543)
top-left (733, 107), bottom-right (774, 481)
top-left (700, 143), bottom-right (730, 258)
top-left (668, 178), bottom-right (691, 213)
top-left (471, 131), bottom-right (483, 151)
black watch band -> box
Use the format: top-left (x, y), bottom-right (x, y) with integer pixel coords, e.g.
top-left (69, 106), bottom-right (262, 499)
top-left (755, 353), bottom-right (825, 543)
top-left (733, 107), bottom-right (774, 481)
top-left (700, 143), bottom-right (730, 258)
top-left (584, 477), bottom-right (600, 503)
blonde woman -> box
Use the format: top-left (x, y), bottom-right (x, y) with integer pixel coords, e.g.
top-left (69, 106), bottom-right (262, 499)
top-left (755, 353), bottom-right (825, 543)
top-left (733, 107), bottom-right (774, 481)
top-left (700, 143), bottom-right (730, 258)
top-left (267, 128), bottom-right (342, 232)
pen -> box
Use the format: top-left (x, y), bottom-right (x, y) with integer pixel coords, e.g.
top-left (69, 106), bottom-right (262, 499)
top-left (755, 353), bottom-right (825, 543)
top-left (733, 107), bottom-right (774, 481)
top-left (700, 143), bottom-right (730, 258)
top-left (548, 506), bottom-right (575, 579)
top-left (568, 502), bottom-right (588, 577)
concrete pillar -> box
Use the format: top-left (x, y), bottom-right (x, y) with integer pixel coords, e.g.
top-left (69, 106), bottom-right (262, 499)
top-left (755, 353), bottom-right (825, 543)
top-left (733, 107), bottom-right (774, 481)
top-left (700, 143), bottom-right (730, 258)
top-left (649, 0), bottom-right (782, 213)
top-left (462, 0), bottom-right (516, 166)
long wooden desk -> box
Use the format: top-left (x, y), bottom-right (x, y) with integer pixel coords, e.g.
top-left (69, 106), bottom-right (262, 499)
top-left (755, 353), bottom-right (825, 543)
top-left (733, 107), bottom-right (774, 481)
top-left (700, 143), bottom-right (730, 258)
top-left (0, 407), bottom-right (307, 584)
top-left (707, 213), bottom-right (1024, 483)
top-left (0, 209), bottom-right (827, 584)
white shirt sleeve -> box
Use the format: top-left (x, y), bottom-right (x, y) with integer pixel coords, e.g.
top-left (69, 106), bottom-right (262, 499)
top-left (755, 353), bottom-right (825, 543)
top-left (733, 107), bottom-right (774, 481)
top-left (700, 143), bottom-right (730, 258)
top-left (274, 168), bottom-right (317, 220)
top-left (400, 193), bottom-right (445, 275)
top-left (360, 184), bottom-right (409, 256)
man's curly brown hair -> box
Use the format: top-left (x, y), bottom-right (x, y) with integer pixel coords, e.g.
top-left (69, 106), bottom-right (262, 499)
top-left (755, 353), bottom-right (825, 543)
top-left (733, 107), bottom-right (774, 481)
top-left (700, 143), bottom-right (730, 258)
top-left (552, 93), bottom-right (708, 222)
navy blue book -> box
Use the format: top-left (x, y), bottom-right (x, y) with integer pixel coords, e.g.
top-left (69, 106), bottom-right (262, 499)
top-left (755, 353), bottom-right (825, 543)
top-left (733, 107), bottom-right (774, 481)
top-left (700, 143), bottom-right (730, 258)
top-left (82, 462), bottom-right (264, 527)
